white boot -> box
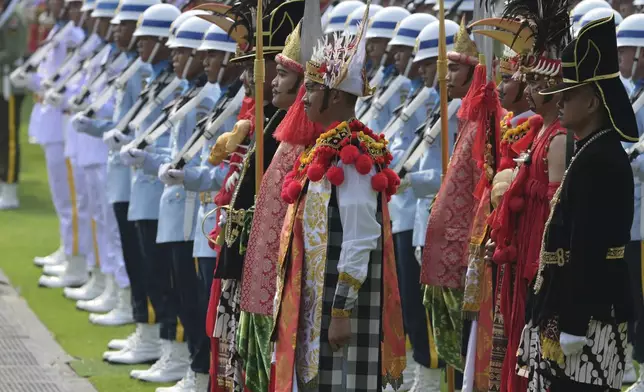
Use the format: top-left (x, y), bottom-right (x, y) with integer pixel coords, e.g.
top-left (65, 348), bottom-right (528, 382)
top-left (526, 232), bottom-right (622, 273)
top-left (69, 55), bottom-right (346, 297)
top-left (626, 369), bottom-right (644, 392)
top-left (624, 345), bottom-right (637, 384)
top-left (104, 324), bottom-right (161, 364)
top-left (155, 369), bottom-right (196, 392)
top-left (38, 255), bottom-right (89, 288)
top-left (193, 372), bottom-right (209, 392)
top-left (89, 286), bottom-right (134, 326)
top-left (135, 341), bottom-right (190, 383)
top-left (0, 183), bottom-right (19, 210)
top-left (34, 246), bottom-right (66, 267)
top-left (64, 269), bottom-right (106, 301)
top-left (107, 330), bottom-right (137, 351)
top-left (409, 365), bottom-right (441, 392)
top-left (76, 274), bottom-right (118, 313)
top-left (43, 261), bottom-right (68, 277)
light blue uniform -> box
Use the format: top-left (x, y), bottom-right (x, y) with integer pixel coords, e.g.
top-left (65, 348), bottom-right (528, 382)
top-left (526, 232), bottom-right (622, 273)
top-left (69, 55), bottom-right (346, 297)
top-left (183, 83), bottom-right (240, 258)
top-left (142, 80), bottom-right (219, 243)
top-left (366, 64), bottom-right (410, 133)
top-left (388, 79), bottom-right (434, 234)
top-left (628, 82), bottom-right (644, 242)
top-left (127, 61), bottom-right (182, 221)
top-left (411, 99), bottom-right (461, 247)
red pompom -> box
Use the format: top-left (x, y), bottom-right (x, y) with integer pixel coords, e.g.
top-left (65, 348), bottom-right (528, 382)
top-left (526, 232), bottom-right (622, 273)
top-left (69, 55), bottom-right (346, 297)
top-left (509, 196), bottom-right (525, 212)
top-left (492, 247), bottom-right (509, 264)
top-left (286, 181), bottom-right (302, 201)
top-left (381, 168), bottom-right (400, 195)
top-left (355, 154), bottom-right (373, 175)
top-left (371, 172), bottom-right (389, 192)
top-left (340, 145), bottom-right (360, 164)
top-left (490, 229), bottom-right (498, 241)
top-left (307, 163), bottom-right (325, 182)
top-left (505, 244), bottom-right (517, 261)
top-left (326, 166), bottom-right (345, 186)
top-left (528, 115), bottom-right (544, 130)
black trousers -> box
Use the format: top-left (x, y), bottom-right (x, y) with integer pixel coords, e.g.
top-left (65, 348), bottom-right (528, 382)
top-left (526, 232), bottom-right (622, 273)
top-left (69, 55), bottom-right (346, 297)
top-left (0, 94), bottom-right (23, 183)
top-left (549, 377), bottom-right (618, 391)
top-left (134, 220), bottom-right (177, 341)
top-left (625, 240), bottom-right (644, 362)
top-left (191, 257), bottom-right (217, 374)
top-left (393, 231), bottom-right (438, 368)
top-left (159, 241), bottom-right (203, 362)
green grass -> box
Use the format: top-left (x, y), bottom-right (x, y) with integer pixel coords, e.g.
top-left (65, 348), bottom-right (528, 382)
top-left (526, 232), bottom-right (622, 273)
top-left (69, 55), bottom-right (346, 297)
top-left (0, 98), bottom-right (169, 392)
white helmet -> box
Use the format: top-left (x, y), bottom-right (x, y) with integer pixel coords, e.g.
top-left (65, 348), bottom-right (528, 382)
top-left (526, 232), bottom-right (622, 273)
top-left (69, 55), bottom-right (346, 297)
top-left (168, 15), bottom-right (211, 49)
top-left (365, 6), bottom-right (410, 40)
top-left (424, 0), bottom-right (436, 4)
top-left (111, 0), bottom-right (159, 25)
top-left (413, 19), bottom-right (459, 63)
top-left (617, 14), bottom-right (644, 48)
top-left (579, 8), bottom-right (623, 30)
top-left (166, 10), bottom-right (208, 47)
top-left (324, 1), bottom-right (364, 35)
top-left (388, 13), bottom-right (436, 48)
top-left (91, 0), bottom-right (119, 18)
top-left (198, 24), bottom-right (236, 53)
top-left (635, 0), bottom-right (644, 5)
top-left (345, 4), bottom-right (382, 36)
top-left (570, 0), bottom-right (611, 31)
top-left (134, 4), bottom-right (180, 38)
top-left (80, 0), bottom-right (95, 12)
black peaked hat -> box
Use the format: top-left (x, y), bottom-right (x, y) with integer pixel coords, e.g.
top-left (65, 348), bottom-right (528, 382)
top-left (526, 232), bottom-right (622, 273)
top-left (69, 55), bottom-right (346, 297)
top-left (230, 0), bottom-right (305, 63)
top-left (540, 15), bottom-right (638, 142)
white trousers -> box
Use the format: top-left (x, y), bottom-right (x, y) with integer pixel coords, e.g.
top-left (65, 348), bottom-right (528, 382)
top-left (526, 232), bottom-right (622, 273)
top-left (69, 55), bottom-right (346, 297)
top-left (43, 143), bottom-right (92, 265)
top-left (83, 164), bottom-right (130, 289)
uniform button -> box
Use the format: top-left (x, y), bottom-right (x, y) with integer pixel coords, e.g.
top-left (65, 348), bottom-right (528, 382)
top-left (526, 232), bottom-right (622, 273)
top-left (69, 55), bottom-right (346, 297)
top-left (176, 192), bottom-right (180, 198)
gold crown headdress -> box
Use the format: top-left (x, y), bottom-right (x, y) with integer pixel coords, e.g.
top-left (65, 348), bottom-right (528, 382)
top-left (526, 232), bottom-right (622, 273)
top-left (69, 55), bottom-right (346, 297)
top-left (305, 0), bottom-right (372, 97)
top-left (447, 17), bottom-right (479, 66)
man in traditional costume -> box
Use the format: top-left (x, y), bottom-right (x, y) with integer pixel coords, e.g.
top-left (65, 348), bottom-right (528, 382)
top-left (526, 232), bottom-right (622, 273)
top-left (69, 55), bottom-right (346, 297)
top-left (272, 4), bottom-right (406, 390)
top-left (471, 3), bottom-right (571, 390)
top-left (517, 14), bottom-right (638, 392)
top-left (419, 18), bottom-right (480, 372)
top-left (235, 1), bottom-right (324, 391)
top-left (200, 1), bottom-right (305, 389)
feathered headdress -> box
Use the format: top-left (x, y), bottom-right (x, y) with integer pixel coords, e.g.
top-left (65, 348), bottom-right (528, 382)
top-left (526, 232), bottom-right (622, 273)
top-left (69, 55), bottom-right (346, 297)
top-left (470, 0), bottom-right (571, 84)
top-left (306, 0), bottom-right (372, 97)
top-left (275, 0), bottom-right (323, 74)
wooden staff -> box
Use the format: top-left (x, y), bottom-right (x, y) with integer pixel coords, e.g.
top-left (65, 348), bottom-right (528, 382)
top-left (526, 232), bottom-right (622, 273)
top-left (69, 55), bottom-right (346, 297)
top-left (254, 0), bottom-right (265, 193)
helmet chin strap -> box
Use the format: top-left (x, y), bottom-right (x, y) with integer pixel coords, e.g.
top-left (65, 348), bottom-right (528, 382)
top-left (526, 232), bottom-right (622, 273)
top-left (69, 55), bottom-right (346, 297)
top-left (91, 16), bottom-right (99, 35)
top-left (127, 34), bottom-right (137, 52)
top-left (105, 24), bottom-right (113, 41)
top-left (403, 58), bottom-right (412, 78)
top-left (77, 12), bottom-right (86, 28)
top-left (147, 41), bottom-right (160, 64)
top-left (181, 49), bottom-right (195, 79)
top-left (632, 46), bottom-right (642, 81)
top-left (216, 52), bottom-right (231, 84)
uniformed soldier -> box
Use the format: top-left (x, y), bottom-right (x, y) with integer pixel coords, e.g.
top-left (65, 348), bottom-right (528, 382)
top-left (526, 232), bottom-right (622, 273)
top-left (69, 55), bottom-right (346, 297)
top-left (0, 0), bottom-right (27, 210)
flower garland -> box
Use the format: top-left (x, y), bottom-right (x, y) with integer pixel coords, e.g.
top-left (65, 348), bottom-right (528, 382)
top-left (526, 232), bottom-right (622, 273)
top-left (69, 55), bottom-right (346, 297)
top-left (281, 119), bottom-right (399, 204)
top-left (497, 112), bottom-right (535, 171)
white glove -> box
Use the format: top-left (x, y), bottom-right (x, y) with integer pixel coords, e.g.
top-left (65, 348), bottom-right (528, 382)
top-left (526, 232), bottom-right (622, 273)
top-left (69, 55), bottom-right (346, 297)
top-left (559, 332), bottom-right (588, 356)
top-left (103, 129), bottom-right (133, 151)
top-left (397, 175), bottom-right (411, 194)
top-left (44, 90), bottom-right (63, 107)
top-left (10, 70), bottom-right (31, 89)
top-left (158, 163), bottom-right (184, 186)
top-left (72, 112), bottom-right (93, 134)
top-left (218, 209), bottom-right (228, 228)
top-left (119, 147), bottom-right (146, 166)
top-left (225, 171), bottom-right (240, 192)
top-left (415, 246), bottom-right (422, 266)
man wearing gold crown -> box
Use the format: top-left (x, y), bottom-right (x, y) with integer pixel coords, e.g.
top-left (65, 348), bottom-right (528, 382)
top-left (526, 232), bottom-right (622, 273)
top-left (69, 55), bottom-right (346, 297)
top-left (516, 14), bottom-right (638, 392)
top-left (419, 18), bottom-right (481, 372)
top-left (469, 3), bottom-right (571, 390)
top-left (271, 4), bottom-right (406, 391)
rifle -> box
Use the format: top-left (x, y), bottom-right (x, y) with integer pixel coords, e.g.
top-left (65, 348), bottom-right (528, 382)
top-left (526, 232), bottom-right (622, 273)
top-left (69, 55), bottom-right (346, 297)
top-left (128, 76), bottom-right (184, 132)
top-left (382, 87), bottom-right (432, 140)
top-left (359, 74), bottom-right (409, 124)
top-left (625, 89), bottom-right (644, 161)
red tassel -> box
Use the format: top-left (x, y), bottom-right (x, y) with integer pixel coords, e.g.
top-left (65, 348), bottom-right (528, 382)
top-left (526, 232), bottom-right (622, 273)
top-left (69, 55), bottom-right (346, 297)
top-left (509, 196), bottom-right (525, 212)
top-left (307, 163), bottom-right (325, 182)
top-left (286, 181), bottom-right (302, 202)
top-left (340, 145), bottom-right (360, 164)
top-left (355, 154), bottom-right (373, 175)
top-left (326, 166), bottom-right (345, 186)
top-left (371, 172), bottom-right (389, 192)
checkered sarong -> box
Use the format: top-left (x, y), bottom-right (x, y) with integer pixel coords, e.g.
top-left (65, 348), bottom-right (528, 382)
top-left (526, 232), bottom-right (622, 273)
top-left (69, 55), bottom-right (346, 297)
top-left (305, 204), bottom-right (384, 392)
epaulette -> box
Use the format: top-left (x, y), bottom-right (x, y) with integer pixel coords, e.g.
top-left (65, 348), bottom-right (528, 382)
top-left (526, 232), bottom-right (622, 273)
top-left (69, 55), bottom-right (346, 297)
top-left (281, 119), bottom-right (400, 204)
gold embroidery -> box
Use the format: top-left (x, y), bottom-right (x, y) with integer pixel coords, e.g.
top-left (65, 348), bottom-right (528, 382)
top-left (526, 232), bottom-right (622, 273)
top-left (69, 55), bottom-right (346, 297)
top-left (331, 308), bottom-right (352, 318)
top-left (606, 246), bottom-right (625, 259)
top-left (541, 246), bottom-right (625, 266)
top-left (338, 272), bottom-right (363, 293)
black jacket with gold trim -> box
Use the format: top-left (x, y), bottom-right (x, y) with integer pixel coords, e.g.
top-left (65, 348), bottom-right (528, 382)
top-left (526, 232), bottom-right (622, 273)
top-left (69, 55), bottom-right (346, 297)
top-left (531, 129), bottom-right (635, 336)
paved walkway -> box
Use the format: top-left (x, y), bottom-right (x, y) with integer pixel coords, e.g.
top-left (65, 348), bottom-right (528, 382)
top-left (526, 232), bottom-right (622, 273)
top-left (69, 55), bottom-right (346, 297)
top-left (0, 269), bottom-right (96, 392)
